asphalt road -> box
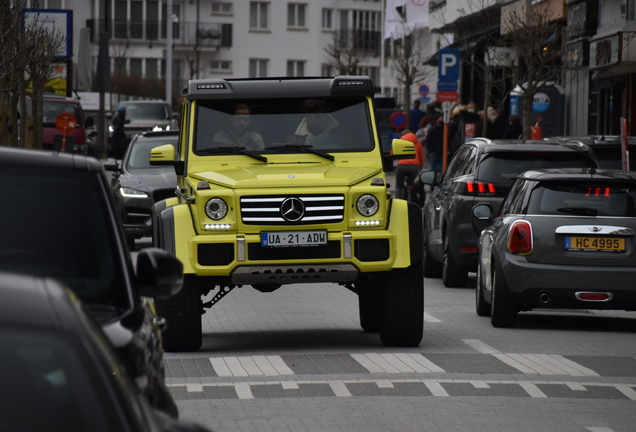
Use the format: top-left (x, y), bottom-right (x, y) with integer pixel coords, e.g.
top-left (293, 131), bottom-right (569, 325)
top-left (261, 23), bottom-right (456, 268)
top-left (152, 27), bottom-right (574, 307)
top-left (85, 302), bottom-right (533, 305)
top-left (135, 242), bottom-right (636, 432)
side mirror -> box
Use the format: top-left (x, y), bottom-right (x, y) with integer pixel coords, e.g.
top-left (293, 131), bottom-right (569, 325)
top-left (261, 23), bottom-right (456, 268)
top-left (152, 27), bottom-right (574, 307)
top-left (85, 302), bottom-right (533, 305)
top-left (472, 203), bottom-right (493, 221)
top-left (136, 248), bottom-right (183, 299)
top-left (418, 169), bottom-right (437, 185)
top-left (103, 158), bottom-right (120, 171)
top-left (85, 117), bottom-right (94, 128)
top-left (391, 138), bottom-right (416, 158)
top-left (150, 144), bottom-right (184, 175)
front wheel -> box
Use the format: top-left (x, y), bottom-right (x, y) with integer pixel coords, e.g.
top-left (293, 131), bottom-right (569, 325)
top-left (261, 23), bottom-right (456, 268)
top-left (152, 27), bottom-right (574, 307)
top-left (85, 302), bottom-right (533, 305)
top-left (490, 267), bottom-right (517, 328)
top-left (379, 260), bottom-right (424, 347)
top-left (157, 275), bottom-right (203, 352)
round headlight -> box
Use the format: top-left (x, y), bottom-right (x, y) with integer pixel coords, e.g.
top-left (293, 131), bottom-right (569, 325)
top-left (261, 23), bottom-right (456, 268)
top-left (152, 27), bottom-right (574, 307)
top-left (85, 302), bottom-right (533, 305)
top-left (357, 194), bottom-right (379, 216)
top-left (205, 198), bottom-right (228, 220)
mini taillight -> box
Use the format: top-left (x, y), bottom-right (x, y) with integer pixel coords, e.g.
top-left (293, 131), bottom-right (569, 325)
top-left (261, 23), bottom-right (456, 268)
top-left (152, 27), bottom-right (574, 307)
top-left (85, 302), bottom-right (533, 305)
top-left (508, 221), bottom-right (533, 255)
top-left (465, 181), bottom-right (496, 195)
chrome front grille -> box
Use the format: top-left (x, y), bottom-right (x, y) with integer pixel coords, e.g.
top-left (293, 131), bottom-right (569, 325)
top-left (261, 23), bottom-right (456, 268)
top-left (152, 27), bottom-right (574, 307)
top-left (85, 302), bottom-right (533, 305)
top-left (240, 194), bottom-right (345, 225)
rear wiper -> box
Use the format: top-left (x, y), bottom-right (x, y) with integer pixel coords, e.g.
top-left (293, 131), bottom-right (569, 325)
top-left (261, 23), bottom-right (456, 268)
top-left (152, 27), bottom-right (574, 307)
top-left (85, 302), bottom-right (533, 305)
top-left (269, 144), bottom-right (335, 161)
top-left (556, 207), bottom-right (598, 216)
top-left (199, 146), bottom-right (267, 162)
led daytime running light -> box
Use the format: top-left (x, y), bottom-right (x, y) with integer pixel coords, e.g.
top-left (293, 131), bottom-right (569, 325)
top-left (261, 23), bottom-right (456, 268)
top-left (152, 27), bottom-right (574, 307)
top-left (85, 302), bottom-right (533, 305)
top-left (355, 220), bottom-right (381, 226)
top-left (205, 224), bottom-right (232, 229)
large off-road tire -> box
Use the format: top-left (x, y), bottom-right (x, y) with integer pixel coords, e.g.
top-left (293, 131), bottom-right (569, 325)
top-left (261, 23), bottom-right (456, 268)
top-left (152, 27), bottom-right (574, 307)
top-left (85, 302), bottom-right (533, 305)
top-left (379, 260), bottom-right (424, 347)
top-left (157, 275), bottom-right (203, 352)
top-left (357, 275), bottom-right (382, 332)
top-left (490, 267), bottom-right (517, 328)
top-left (442, 235), bottom-right (469, 288)
top-left (423, 227), bottom-right (443, 278)
top-left (475, 262), bottom-right (490, 317)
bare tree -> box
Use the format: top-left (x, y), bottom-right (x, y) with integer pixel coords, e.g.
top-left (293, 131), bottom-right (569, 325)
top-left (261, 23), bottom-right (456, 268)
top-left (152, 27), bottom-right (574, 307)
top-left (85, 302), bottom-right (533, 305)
top-left (503, 2), bottom-right (570, 139)
top-left (323, 30), bottom-right (374, 76)
top-left (389, 26), bottom-right (433, 129)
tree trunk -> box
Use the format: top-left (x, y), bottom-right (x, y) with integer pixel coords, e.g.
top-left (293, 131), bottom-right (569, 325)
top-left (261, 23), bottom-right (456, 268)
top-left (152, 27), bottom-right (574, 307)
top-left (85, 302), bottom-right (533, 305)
top-left (521, 89), bottom-right (534, 140)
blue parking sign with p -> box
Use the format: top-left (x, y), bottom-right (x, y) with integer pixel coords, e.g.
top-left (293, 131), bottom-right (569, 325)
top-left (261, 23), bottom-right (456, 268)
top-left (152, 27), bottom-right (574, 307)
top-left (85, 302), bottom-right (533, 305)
top-left (438, 49), bottom-right (460, 82)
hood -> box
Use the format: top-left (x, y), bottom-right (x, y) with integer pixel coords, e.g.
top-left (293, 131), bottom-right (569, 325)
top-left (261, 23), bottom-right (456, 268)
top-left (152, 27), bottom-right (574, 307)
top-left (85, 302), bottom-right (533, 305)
top-left (127, 119), bottom-right (170, 128)
top-left (121, 168), bottom-right (177, 192)
top-left (192, 162), bottom-right (381, 188)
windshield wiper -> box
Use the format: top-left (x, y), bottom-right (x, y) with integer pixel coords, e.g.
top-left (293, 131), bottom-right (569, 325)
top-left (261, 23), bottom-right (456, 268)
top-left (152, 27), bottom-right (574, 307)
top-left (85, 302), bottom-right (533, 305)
top-left (198, 146), bottom-right (267, 162)
top-left (269, 144), bottom-right (335, 161)
top-left (556, 207), bottom-right (598, 216)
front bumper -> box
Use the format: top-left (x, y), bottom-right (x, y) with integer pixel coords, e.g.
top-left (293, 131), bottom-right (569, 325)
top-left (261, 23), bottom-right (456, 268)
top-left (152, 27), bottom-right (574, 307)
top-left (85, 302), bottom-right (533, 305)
top-left (502, 254), bottom-right (636, 310)
top-left (187, 230), bottom-right (398, 284)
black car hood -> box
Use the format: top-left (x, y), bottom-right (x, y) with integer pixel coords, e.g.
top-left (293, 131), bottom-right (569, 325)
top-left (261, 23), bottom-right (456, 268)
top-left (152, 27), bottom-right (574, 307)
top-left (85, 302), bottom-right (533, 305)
top-left (120, 167), bottom-right (177, 192)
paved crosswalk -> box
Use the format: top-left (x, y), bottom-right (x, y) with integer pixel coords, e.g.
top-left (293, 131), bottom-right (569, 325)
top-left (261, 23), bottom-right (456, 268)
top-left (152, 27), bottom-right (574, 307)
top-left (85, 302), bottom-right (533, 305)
top-left (165, 352), bottom-right (633, 378)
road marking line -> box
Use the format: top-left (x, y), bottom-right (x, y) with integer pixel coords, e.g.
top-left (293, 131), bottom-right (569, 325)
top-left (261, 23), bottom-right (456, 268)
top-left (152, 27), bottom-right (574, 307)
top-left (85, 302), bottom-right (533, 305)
top-left (186, 383), bottom-right (203, 392)
top-left (462, 339), bottom-right (500, 354)
top-left (423, 380), bottom-right (449, 396)
top-left (251, 355), bottom-right (280, 376)
top-left (209, 357), bottom-right (232, 377)
top-left (407, 354), bottom-right (446, 373)
top-left (329, 381), bottom-right (352, 397)
top-left (350, 354), bottom-right (384, 373)
top-left (379, 353), bottom-right (416, 373)
top-left (394, 353), bottom-right (445, 373)
top-left (267, 355), bottom-right (294, 375)
top-left (234, 382), bottom-right (253, 399)
top-left (352, 353), bottom-right (400, 373)
top-left (470, 380), bottom-right (490, 389)
top-left (225, 356), bottom-right (249, 376)
top-left (492, 353), bottom-right (537, 374)
top-left (533, 354), bottom-right (599, 377)
top-left (518, 382), bottom-right (547, 398)
top-left (376, 380), bottom-right (394, 388)
top-left (424, 312), bottom-right (441, 323)
top-left (565, 382), bottom-right (587, 391)
top-left (281, 381), bottom-right (299, 390)
top-left (351, 353), bottom-right (445, 374)
top-left (615, 384), bottom-right (636, 400)
top-left (238, 356), bottom-right (264, 376)
top-left (586, 427), bottom-right (615, 432)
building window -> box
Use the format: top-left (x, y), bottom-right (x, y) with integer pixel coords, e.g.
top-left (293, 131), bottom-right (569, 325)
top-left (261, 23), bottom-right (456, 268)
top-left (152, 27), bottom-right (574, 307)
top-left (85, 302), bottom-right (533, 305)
top-left (322, 8), bottom-right (333, 29)
top-left (287, 60), bottom-right (305, 77)
top-left (249, 59), bottom-right (268, 77)
top-left (321, 64), bottom-right (333, 77)
top-left (146, 58), bottom-right (158, 78)
top-left (250, 2), bottom-right (269, 30)
top-left (354, 66), bottom-right (379, 87)
top-left (29, 0), bottom-right (63, 7)
top-left (212, 2), bottom-right (232, 15)
top-left (130, 58), bottom-right (142, 77)
top-left (287, 3), bottom-right (306, 28)
top-left (211, 60), bottom-right (232, 73)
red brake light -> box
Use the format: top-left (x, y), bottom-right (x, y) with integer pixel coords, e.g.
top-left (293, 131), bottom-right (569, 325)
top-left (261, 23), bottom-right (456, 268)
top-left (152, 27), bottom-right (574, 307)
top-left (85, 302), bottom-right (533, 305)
top-left (508, 221), bottom-right (533, 255)
top-left (464, 181), bottom-right (496, 195)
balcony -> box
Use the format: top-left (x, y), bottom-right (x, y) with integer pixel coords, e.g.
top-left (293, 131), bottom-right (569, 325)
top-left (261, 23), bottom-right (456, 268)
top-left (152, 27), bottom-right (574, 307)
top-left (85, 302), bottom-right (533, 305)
top-left (87, 19), bottom-right (232, 49)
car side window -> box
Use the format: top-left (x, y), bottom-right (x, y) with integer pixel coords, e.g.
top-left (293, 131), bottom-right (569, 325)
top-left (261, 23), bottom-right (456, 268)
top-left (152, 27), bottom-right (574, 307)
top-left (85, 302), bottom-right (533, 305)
top-left (500, 179), bottom-right (525, 215)
top-left (459, 146), bottom-right (477, 176)
top-left (442, 146), bottom-right (471, 182)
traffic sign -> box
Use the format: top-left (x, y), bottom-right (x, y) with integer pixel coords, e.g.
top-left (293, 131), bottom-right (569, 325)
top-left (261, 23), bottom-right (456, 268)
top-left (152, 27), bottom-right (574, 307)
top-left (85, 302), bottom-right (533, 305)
top-left (438, 48), bottom-right (460, 82)
top-left (437, 91), bottom-right (458, 102)
top-left (389, 111), bottom-right (407, 130)
top-left (418, 85), bottom-right (430, 97)
top-left (56, 112), bottom-right (77, 133)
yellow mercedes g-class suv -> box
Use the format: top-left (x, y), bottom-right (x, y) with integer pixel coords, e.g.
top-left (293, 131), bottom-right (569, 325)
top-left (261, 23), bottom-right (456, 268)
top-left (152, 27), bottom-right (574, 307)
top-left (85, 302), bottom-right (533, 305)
top-left (150, 76), bottom-right (424, 351)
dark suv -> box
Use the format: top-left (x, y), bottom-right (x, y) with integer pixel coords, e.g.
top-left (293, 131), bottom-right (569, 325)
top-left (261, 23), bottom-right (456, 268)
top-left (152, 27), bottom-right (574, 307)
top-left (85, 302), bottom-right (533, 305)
top-left (550, 135), bottom-right (636, 170)
top-left (419, 138), bottom-right (598, 287)
top-left (0, 147), bottom-right (184, 417)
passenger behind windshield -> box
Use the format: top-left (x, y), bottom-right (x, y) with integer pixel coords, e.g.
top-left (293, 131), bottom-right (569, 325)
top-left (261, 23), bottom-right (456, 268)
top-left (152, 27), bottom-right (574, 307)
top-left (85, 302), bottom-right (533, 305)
top-left (212, 103), bottom-right (264, 151)
top-left (292, 100), bottom-right (352, 147)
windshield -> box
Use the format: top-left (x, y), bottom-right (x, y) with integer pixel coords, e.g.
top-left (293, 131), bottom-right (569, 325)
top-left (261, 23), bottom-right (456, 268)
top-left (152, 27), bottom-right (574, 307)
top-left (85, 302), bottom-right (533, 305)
top-left (127, 137), bottom-right (179, 169)
top-left (42, 101), bottom-right (84, 127)
top-left (528, 181), bottom-right (636, 216)
top-left (477, 152), bottom-right (592, 185)
top-left (193, 97), bottom-right (373, 154)
top-left (0, 328), bottom-right (124, 431)
top-left (125, 103), bottom-right (170, 121)
top-left (590, 145), bottom-right (636, 170)
top-left (0, 168), bottom-right (130, 309)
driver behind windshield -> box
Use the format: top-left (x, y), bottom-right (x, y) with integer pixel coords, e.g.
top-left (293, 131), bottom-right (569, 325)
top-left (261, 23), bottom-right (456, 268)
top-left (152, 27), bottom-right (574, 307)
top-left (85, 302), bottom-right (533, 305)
top-left (212, 103), bottom-right (264, 150)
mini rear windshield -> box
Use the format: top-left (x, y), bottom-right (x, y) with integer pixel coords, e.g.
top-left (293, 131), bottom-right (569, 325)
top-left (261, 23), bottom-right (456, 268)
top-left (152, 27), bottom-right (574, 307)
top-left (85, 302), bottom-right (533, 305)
top-left (476, 152), bottom-right (592, 185)
top-left (193, 97), bottom-right (373, 154)
top-left (528, 181), bottom-right (636, 217)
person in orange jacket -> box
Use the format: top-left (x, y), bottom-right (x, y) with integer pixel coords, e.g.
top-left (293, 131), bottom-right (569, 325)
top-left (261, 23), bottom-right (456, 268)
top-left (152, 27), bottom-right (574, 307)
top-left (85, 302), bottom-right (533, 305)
top-left (392, 130), bottom-right (425, 200)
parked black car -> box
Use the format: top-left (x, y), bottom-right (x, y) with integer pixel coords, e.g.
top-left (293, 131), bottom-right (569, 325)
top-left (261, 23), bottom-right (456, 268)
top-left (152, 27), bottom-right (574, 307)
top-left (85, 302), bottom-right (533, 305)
top-left (0, 146), bottom-right (183, 417)
top-left (474, 168), bottom-right (636, 327)
top-left (550, 135), bottom-right (636, 170)
top-left (0, 271), bottom-right (208, 432)
top-left (419, 138), bottom-right (598, 287)
top-left (105, 130), bottom-right (179, 247)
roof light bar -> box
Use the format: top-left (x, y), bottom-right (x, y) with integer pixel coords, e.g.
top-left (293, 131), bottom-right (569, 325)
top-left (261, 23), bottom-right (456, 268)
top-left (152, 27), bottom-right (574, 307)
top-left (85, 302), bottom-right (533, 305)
top-left (338, 80), bottom-right (365, 86)
top-left (197, 83), bottom-right (226, 90)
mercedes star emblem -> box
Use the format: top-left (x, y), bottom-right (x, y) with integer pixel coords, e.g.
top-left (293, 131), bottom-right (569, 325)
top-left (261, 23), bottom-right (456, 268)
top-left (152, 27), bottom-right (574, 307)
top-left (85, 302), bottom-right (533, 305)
top-left (281, 197), bottom-right (305, 222)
